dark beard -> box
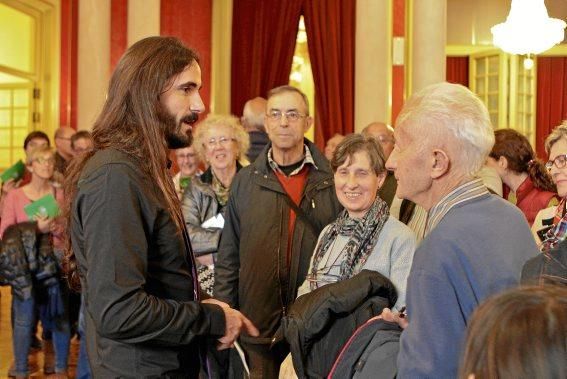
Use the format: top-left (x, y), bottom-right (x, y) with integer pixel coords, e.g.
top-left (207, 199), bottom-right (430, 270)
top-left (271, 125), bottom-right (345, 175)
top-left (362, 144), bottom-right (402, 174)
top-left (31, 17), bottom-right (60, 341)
top-left (158, 108), bottom-right (199, 149)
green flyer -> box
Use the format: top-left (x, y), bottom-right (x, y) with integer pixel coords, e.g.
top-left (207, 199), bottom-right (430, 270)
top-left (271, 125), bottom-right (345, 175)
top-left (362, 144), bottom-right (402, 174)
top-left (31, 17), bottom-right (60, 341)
top-left (24, 193), bottom-right (60, 220)
top-left (0, 160), bottom-right (25, 183)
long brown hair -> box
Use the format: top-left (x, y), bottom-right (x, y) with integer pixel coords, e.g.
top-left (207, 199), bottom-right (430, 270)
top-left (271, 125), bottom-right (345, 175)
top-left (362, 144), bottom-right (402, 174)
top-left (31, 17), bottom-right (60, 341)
top-left (490, 129), bottom-right (556, 192)
top-left (460, 285), bottom-right (567, 379)
top-left (62, 36), bottom-right (199, 290)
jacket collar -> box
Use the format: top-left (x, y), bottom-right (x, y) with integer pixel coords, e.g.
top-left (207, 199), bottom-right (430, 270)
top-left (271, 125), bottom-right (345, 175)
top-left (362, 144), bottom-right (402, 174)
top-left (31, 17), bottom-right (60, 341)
top-left (251, 139), bottom-right (334, 194)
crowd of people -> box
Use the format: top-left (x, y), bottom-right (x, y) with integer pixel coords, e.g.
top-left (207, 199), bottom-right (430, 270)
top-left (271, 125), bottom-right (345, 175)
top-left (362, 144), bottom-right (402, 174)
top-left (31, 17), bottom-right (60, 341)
top-left (0, 36), bottom-right (565, 379)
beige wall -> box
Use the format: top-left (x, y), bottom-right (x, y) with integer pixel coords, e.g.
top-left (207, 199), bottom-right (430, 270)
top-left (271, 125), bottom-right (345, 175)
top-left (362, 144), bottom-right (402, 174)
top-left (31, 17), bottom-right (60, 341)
top-left (355, 0), bottom-right (391, 131)
top-left (127, 0), bottom-right (160, 47)
top-left (77, 0), bottom-right (110, 130)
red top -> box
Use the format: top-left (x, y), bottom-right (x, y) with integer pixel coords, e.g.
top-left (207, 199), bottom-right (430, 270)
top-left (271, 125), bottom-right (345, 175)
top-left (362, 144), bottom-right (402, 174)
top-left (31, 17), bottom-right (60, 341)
top-left (506, 177), bottom-right (558, 226)
top-left (274, 166), bottom-right (309, 266)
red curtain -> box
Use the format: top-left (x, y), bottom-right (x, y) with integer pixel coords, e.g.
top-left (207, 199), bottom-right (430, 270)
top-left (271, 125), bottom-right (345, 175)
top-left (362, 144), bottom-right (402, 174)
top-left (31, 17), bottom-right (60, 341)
top-left (304, 0), bottom-right (355, 149)
top-left (536, 57), bottom-right (567, 158)
top-left (446, 57), bottom-right (469, 87)
top-left (231, 0), bottom-right (303, 116)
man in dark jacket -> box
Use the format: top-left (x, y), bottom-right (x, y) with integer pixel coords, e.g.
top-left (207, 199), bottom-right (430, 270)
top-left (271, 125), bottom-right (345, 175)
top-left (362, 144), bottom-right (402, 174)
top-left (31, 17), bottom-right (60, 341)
top-left (66, 37), bottom-right (257, 378)
top-left (215, 85), bottom-right (342, 378)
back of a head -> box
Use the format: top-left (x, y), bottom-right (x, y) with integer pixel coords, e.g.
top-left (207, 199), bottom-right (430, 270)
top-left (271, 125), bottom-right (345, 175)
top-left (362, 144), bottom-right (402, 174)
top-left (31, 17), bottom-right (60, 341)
top-left (242, 97), bottom-right (267, 131)
top-left (396, 82), bottom-right (494, 176)
top-left (460, 285), bottom-right (567, 379)
top-left (491, 129), bottom-right (555, 192)
top-left (362, 122), bottom-right (394, 138)
top-left (491, 129), bottom-right (533, 173)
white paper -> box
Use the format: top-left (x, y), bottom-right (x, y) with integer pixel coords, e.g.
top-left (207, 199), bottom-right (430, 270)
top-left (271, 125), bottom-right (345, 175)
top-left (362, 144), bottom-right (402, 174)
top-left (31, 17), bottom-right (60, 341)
top-left (201, 214), bottom-right (224, 229)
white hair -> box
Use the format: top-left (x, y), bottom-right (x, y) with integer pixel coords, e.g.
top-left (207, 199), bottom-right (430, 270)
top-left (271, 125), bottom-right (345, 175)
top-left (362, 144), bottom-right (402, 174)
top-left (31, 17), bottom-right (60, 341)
top-left (396, 82), bottom-right (495, 176)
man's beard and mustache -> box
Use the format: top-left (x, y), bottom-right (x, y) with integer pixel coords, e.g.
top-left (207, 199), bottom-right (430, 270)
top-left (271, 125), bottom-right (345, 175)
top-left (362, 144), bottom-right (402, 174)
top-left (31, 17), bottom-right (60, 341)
top-left (158, 107), bottom-right (199, 149)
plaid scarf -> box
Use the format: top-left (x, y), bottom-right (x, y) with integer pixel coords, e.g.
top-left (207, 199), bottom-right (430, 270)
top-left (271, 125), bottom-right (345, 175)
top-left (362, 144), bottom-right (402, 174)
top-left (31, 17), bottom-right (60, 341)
top-left (310, 196), bottom-right (389, 284)
top-left (541, 199), bottom-right (567, 252)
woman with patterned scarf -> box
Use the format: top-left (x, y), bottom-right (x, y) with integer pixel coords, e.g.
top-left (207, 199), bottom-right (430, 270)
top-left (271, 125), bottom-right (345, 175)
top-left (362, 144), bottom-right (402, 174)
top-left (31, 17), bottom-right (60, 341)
top-left (181, 114), bottom-right (249, 296)
top-left (296, 134), bottom-right (416, 309)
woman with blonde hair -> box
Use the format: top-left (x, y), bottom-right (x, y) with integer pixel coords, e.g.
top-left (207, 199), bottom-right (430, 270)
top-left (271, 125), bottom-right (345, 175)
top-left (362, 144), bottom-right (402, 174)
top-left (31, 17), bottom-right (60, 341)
top-left (1, 145), bottom-right (70, 379)
top-left (181, 114), bottom-right (249, 295)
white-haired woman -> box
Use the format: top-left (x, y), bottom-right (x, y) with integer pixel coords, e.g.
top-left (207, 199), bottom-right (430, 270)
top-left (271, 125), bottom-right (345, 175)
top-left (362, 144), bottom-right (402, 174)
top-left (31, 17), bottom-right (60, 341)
top-left (181, 114), bottom-right (249, 295)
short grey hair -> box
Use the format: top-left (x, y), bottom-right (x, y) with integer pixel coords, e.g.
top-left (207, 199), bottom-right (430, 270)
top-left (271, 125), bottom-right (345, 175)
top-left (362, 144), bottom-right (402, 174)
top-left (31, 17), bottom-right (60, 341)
top-left (396, 82), bottom-right (495, 176)
top-left (545, 121), bottom-right (567, 154)
top-left (267, 85), bottom-right (310, 115)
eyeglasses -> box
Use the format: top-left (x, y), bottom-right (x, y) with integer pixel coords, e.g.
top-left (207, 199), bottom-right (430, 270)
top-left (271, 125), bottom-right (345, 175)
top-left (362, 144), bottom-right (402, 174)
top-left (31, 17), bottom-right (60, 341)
top-left (35, 157), bottom-right (55, 165)
top-left (206, 136), bottom-right (236, 149)
top-left (545, 154), bottom-right (567, 171)
top-left (267, 110), bottom-right (306, 122)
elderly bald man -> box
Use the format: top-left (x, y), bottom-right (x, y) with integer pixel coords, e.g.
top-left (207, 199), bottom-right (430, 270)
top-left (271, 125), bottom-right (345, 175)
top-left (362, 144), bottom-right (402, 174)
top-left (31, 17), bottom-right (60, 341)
top-left (382, 83), bottom-right (538, 378)
top-left (242, 97), bottom-right (269, 162)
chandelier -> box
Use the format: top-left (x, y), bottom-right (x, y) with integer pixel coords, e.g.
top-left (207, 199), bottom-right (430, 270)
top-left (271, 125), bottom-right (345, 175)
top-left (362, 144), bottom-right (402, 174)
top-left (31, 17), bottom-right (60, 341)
top-left (491, 0), bottom-right (566, 55)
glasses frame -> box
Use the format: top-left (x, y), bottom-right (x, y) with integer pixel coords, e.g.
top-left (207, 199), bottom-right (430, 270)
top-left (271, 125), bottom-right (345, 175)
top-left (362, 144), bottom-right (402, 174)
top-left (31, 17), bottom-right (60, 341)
top-left (545, 154), bottom-right (567, 171)
top-left (266, 110), bottom-right (307, 122)
top-left (34, 157), bottom-right (55, 166)
top-left (205, 136), bottom-right (236, 149)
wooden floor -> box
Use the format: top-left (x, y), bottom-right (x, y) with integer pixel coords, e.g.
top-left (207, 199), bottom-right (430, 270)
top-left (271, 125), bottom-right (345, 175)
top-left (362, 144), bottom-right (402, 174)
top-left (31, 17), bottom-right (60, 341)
top-left (0, 287), bottom-right (78, 378)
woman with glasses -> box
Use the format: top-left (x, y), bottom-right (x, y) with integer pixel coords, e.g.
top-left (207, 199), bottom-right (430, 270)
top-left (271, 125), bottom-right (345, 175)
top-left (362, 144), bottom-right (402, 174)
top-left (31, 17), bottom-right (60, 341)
top-left (181, 114), bottom-right (250, 296)
top-left (0, 145), bottom-right (70, 379)
top-left (533, 121), bottom-right (567, 247)
top-left (486, 129), bottom-right (558, 226)
top-left (296, 134), bottom-right (415, 308)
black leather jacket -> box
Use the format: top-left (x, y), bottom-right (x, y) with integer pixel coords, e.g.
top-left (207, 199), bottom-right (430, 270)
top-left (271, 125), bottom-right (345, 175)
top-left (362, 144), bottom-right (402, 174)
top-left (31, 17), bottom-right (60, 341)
top-left (71, 149), bottom-right (226, 378)
top-left (214, 140), bottom-right (343, 343)
top-left (0, 222), bottom-right (59, 300)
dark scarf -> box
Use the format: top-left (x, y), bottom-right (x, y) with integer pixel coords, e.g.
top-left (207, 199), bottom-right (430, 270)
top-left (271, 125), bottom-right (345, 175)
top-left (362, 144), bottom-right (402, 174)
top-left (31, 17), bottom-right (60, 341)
top-left (310, 196), bottom-right (390, 281)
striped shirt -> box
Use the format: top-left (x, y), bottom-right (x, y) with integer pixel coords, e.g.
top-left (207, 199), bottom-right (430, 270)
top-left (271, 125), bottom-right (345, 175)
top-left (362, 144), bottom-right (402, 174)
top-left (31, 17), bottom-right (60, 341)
top-left (267, 144), bottom-right (318, 176)
top-left (425, 178), bottom-right (490, 236)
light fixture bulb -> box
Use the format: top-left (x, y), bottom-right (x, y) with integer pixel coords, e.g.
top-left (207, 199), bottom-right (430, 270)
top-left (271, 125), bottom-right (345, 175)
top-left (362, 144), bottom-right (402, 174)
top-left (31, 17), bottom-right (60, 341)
top-left (491, 0), bottom-right (566, 55)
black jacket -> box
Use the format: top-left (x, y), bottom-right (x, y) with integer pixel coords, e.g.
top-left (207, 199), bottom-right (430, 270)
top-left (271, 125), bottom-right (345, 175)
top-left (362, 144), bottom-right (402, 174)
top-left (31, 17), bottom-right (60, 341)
top-left (0, 222), bottom-right (59, 300)
top-left (279, 270), bottom-right (397, 378)
top-left (522, 238), bottom-right (567, 285)
top-left (214, 140), bottom-right (342, 343)
top-left (71, 149), bottom-right (226, 378)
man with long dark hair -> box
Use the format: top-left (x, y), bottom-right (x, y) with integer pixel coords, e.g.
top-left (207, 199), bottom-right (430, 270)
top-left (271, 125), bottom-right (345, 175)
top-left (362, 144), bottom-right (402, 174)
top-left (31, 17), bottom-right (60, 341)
top-left (63, 36), bottom-right (257, 378)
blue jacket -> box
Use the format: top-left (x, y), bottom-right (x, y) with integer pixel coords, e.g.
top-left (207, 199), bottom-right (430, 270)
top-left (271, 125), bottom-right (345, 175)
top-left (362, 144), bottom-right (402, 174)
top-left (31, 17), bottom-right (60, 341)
top-left (397, 193), bottom-right (538, 378)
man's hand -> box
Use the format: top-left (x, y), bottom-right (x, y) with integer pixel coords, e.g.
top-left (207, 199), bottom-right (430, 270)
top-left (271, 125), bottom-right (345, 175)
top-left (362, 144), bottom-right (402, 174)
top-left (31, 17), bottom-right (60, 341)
top-left (378, 307), bottom-right (409, 329)
top-left (202, 298), bottom-right (259, 350)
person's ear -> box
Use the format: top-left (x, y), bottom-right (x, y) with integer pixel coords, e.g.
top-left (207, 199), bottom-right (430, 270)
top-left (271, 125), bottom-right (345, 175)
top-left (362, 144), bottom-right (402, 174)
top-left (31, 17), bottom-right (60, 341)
top-left (376, 171), bottom-right (387, 189)
top-left (431, 149), bottom-right (450, 179)
top-left (304, 116), bottom-right (314, 133)
top-left (498, 156), bottom-right (509, 170)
